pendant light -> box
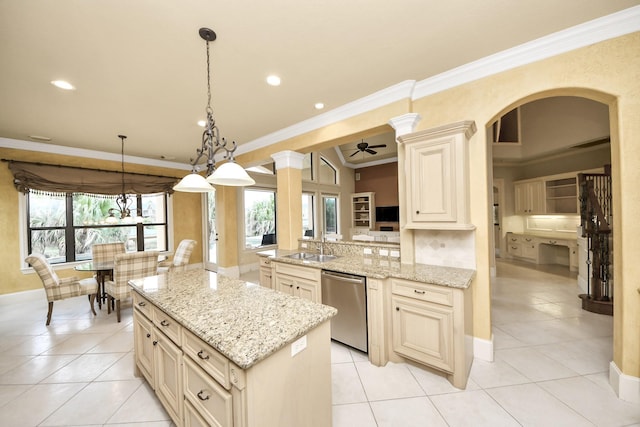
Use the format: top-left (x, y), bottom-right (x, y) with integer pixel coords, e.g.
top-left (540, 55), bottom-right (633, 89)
top-left (105, 135), bottom-right (142, 223)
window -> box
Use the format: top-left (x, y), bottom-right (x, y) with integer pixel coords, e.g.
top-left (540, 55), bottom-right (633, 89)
top-left (302, 153), bottom-right (313, 181)
top-left (319, 156), bottom-right (338, 184)
top-left (302, 192), bottom-right (315, 237)
top-left (244, 189), bottom-right (276, 249)
top-left (27, 191), bottom-right (168, 264)
top-left (322, 195), bottom-right (338, 234)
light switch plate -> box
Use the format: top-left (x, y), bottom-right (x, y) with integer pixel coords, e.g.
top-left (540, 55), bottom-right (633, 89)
top-left (291, 335), bottom-right (307, 357)
top-left (390, 250), bottom-right (400, 258)
top-left (379, 249), bottom-right (389, 256)
top-left (363, 248), bottom-right (373, 255)
top-left (301, 243), bottom-right (308, 248)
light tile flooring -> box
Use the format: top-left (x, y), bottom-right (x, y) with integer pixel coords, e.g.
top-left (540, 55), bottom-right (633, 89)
top-left (0, 261), bottom-right (637, 426)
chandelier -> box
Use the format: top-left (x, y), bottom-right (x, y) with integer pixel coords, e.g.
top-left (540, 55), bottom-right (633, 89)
top-left (105, 135), bottom-right (141, 224)
top-left (173, 28), bottom-right (255, 192)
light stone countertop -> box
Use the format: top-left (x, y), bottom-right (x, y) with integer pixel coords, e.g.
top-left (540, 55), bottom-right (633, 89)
top-left (128, 269), bottom-right (337, 369)
top-left (258, 249), bottom-right (475, 289)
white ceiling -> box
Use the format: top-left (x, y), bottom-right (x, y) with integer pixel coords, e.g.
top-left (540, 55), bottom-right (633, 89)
top-left (1, 1), bottom-right (638, 167)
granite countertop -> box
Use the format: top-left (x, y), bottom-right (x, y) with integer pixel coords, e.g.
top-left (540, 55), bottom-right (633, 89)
top-left (258, 249), bottom-right (475, 289)
top-left (129, 269), bottom-right (337, 369)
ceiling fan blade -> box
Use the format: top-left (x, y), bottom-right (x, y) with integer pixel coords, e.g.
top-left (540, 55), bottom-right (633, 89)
top-left (349, 150), bottom-right (359, 157)
top-left (367, 144), bottom-right (386, 149)
top-left (366, 149), bottom-right (377, 155)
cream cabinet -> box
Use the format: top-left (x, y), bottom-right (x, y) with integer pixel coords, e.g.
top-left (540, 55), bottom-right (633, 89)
top-left (133, 292), bottom-right (184, 426)
top-left (351, 192), bottom-right (375, 230)
top-left (258, 256), bottom-right (273, 288)
top-left (273, 262), bottom-right (321, 303)
top-left (388, 278), bottom-right (473, 389)
top-left (398, 120), bottom-right (476, 230)
top-left (514, 180), bottom-right (545, 214)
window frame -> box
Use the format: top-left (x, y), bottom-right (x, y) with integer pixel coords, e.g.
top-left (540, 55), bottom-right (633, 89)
top-left (242, 187), bottom-right (278, 250)
top-left (23, 191), bottom-right (170, 266)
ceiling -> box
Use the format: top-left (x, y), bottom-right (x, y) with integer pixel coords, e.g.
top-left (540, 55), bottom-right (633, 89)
top-left (1, 1), bottom-right (638, 168)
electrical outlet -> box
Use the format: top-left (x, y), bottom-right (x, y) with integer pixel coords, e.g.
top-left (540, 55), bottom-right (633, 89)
top-left (379, 249), bottom-right (389, 256)
top-left (291, 335), bottom-right (307, 357)
top-left (301, 243), bottom-right (308, 248)
top-left (390, 250), bottom-right (400, 258)
top-left (363, 247), bottom-right (372, 255)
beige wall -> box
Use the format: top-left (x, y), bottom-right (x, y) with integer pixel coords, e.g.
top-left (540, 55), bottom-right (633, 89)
top-left (0, 148), bottom-right (203, 295)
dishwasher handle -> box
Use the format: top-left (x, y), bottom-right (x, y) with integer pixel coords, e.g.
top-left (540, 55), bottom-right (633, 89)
top-left (321, 270), bottom-right (365, 284)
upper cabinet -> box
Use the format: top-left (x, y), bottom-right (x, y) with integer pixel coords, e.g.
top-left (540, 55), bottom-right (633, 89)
top-left (513, 172), bottom-right (582, 215)
top-left (399, 121), bottom-right (476, 230)
top-left (514, 179), bottom-right (545, 214)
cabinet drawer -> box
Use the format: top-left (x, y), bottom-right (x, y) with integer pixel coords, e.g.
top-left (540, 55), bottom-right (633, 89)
top-left (507, 234), bottom-right (521, 244)
top-left (184, 399), bottom-right (210, 427)
top-left (259, 256), bottom-right (272, 268)
top-left (507, 243), bottom-right (522, 257)
top-left (274, 262), bottom-right (320, 281)
top-left (182, 328), bottom-right (231, 389)
top-left (391, 279), bottom-right (453, 307)
top-left (184, 356), bottom-right (233, 427)
top-left (132, 291), bottom-right (153, 319)
top-left (152, 306), bottom-right (182, 346)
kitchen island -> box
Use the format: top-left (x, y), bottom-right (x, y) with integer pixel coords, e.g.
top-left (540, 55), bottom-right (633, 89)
top-left (129, 269), bottom-right (336, 427)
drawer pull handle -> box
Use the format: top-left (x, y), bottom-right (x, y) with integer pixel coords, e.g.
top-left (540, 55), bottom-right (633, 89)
top-left (146, 333), bottom-right (151, 338)
top-left (160, 320), bottom-right (170, 327)
top-left (416, 210), bottom-right (420, 214)
top-left (152, 340), bottom-right (158, 346)
top-left (197, 350), bottom-right (210, 360)
top-left (138, 301), bottom-right (146, 307)
top-left (197, 390), bottom-right (210, 401)
top-left (396, 307), bottom-right (400, 311)
top-left (414, 290), bottom-right (426, 295)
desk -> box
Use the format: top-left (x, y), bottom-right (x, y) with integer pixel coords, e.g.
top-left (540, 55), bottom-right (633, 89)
top-left (75, 261), bottom-right (114, 309)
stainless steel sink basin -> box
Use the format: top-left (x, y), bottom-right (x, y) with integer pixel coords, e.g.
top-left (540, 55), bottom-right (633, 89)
top-left (283, 252), bottom-right (339, 263)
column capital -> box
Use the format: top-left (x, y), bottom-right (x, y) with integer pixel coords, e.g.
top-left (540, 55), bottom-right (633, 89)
top-left (388, 113), bottom-right (422, 137)
top-left (271, 150), bottom-right (305, 170)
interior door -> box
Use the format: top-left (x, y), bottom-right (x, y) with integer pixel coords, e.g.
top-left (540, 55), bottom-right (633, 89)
top-left (204, 191), bottom-right (217, 271)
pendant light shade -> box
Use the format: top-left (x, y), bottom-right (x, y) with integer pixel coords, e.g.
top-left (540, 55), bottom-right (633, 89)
top-left (207, 161), bottom-right (256, 186)
top-left (173, 172), bottom-right (215, 192)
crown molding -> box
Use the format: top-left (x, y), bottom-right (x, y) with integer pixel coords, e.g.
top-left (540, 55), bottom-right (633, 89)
top-left (412, 5), bottom-right (640, 100)
top-left (0, 137), bottom-right (190, 171)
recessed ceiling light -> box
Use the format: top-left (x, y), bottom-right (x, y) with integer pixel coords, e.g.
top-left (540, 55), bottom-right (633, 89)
top-left (266, 75), bottom-right (281, 86)
top-left (197, 120), bottom-right (206, 127)
top-left (29, 135), bottom-right (52, 141)
top-left (51, 80), bottom-right (75, 90)
top-left (314, 103), bottom-right (325, 110)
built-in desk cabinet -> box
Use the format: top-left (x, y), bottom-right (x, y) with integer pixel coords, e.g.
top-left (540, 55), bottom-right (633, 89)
top-left (514, 180), bottom-right (545, 214)
top-left (398, 120), bottom-right (476, 230)
top-left (506, 232), bottom-right (578, 271)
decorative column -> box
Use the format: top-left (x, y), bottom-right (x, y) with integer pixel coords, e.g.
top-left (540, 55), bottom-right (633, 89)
top-left (388, 113), bottom-right (421, 264)
top-left (271, 150), bottom-right (305, 250)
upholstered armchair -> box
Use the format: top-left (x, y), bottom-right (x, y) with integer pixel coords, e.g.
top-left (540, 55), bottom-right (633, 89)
top-left (91, 242), bottom-right (126, 280)
top-left (105, 251), bottom-right (159, 322)
top-left (157, 239), bottom-right (196, 274)
top-left (25, 253), bottom-right (98, 326)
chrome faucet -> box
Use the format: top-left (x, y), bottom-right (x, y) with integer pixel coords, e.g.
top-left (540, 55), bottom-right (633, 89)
top-left (319, 232), bottom-right (325, 256)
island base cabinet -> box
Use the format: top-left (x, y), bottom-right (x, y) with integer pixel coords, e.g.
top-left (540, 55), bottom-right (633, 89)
top-left (133, 310), bottom-right (155, 388)
top-left (184, 399), bottom-right (210, 427)
top-left (391, 295), bottom-right (454, 373)
top-left (155, 331), bottom-right (184, 426)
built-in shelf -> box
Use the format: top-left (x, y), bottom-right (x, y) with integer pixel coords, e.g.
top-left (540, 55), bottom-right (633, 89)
top-left (351, 192), bottom-right (375, 230)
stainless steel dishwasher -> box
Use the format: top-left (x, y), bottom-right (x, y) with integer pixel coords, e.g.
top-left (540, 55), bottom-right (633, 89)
top-left (321, 270), bottom-right (368, 353)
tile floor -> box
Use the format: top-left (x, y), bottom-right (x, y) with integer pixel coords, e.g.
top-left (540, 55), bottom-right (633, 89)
top-left (0, 260), bottom-right (637, 426)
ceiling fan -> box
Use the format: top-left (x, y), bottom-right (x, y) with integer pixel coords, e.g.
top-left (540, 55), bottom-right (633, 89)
top-left (346, 140), bottom-right (387, 157)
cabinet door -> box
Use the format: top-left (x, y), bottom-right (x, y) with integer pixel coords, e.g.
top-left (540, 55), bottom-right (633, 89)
top-left (133, 310), bottom-right (155, 388)
top-left (514, 183), bottom-right (527, 214)
top-left (294, 277), bottom-right (319, 302)
top-left (408, 139), bottom-right (455, 222)
top-left (392, 295), bottom-right (454, 373)
top-left (530, 180), bottom-right (545, 214)
top-left (259, 266), bottom-right (272, 288)
top-left (521, 243), bottom-right (538, 260)
top-left (274, 274), bottom-right (295, 296)
top-left (155, 330), bottom-right (184, 425)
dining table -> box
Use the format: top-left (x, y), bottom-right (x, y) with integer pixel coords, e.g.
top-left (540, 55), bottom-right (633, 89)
top-left (74, 260), bottom-right (114, 310)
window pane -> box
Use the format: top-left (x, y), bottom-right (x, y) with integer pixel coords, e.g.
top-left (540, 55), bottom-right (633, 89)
top-left (319, 157), bottom-right (337, 184)
top-left (302, 153), bottom-right (313, 181)
top-left (142, 193), bottom-right (165, 223)
top-left (323, 196), bottom-right (338, 234)
top-left (302, 193), bottom-right (314, 237)
top-left (30, 229), bottom-right (66, 261)
top-left (29, 192), bottom-right (66, 227)
top-left (143, 225), bottom-right (166, 251)
top-left (72, 193), bottom-right (113, 226)
top-left (244, 189), bottom-right (276, 249)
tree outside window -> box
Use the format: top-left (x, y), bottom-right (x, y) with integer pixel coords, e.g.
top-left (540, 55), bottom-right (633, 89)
top-left (323, 195), bottom-right (338, 234)
top-left (244, 189), bottom-right (276, 248)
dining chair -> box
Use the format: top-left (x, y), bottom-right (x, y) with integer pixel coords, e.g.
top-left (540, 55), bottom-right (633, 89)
top-left (105, 251), bottom-right (159, 322)
top-left (25, 253), bottom-right (98, 326)
top-left (91, 242), bottom-right (126, 280)
top-left (157, 239), bottom-right (197, 274)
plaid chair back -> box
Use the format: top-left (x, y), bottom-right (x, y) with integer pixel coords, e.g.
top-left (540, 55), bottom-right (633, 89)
top-left (26, 253), bottom-right (59, 290)
top-left (26, 253), bottom-right (97, 302)
top-left (172, 239), bottom-right (197, 268)
top-left (108, 251), bottom-right (159, 300)
top-left (92, 242), bottom-right (126, 264)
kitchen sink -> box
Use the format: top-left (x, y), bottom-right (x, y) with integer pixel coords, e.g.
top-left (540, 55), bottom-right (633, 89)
top-left (284, 252), bottom-right (339, 263)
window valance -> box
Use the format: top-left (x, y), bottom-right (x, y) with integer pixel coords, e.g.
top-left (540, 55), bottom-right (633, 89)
top-left (8, 161), bottom-right (178, 195)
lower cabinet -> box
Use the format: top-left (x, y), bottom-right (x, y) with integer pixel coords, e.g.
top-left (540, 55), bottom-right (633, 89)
top-left (388, 278), bottom-right (473, 389)
top-left (258, 256), bottom-right (272, 288)
top-left (273, 262), bottom-right (321, 303)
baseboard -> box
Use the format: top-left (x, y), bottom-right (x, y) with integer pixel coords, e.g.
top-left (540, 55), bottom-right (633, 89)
top-left (473, 335), bottom-right (494, 362)
top-left (609, 361), bottom-right (640, 404)
top-left (0, 288), bottom-right (44, 306)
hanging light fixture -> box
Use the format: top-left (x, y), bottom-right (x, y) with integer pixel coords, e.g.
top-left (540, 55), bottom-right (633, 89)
top-left (174, 27), bottom-right (255, 192)
top-left (105, 135), bottom-right (141, 224)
